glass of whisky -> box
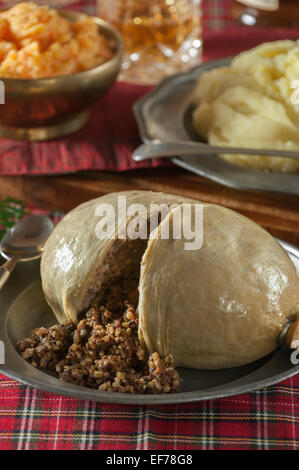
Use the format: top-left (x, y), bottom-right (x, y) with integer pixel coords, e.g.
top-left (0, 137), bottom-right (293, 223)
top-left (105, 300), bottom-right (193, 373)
top-left (97, 0), bottom-right (202, 84)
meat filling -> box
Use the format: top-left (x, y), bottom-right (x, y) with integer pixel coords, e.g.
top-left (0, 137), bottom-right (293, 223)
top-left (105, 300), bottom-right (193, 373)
top-left (18, 213), bottom-right (182, 394)
top-left (18, 297), bottom-right (182, 394)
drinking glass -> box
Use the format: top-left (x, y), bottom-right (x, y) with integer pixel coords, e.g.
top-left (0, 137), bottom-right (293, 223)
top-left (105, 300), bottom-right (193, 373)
top-left (97, 0), bottom-right (202, 84)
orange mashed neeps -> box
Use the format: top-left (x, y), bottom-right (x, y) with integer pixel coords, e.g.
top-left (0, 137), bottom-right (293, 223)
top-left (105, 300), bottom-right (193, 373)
top-left (0, 2), bottom-right (113, 78)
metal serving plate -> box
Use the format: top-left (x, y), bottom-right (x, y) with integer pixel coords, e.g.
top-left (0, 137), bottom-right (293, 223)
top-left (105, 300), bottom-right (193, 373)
top-left (133, 57), bottom-right (299, 196)
top-left (0, 238), bottom-right (298, 404)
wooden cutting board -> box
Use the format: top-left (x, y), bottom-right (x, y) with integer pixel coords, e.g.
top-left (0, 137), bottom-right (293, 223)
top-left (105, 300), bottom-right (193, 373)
top-left (0, 167), bottom-right (298, 246)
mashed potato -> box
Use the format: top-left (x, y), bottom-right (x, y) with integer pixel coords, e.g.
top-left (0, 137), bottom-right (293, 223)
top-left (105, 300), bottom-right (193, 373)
top-left (0, 2), bottom-right (113, 78)
top-left (193, 40), bottom-right (299, 173)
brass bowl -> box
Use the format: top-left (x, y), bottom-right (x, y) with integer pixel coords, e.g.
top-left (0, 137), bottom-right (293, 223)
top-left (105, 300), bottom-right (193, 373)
top-left (0, 10), bottom-right (123, 141)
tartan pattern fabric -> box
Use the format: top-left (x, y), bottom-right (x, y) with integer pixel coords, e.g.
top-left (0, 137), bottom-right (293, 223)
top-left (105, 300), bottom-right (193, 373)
top-left (0, 375), bottom-right (298, 450)
top-left (202, 0), bottom-right (232, 31)
top-left (0, 0), bottom-right (298, 450)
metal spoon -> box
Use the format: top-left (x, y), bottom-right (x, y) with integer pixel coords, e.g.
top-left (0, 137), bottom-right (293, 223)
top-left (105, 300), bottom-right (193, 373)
top-left (133, 140), bottom-right (299, 162)
top-left (0, 215), bottom-right (54, 290)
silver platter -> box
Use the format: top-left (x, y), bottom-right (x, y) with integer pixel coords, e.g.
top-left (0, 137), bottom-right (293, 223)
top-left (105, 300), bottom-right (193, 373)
top-left (0, 238), bottom-right (298, 404)
top-left (133, 57), bottom-right (299, 196)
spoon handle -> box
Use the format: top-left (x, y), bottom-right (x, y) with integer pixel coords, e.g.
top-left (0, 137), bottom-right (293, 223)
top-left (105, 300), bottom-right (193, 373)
top-left (0, 258), bottom-right (17, 290)
top-left (133, 141), bottom-right (299, 161)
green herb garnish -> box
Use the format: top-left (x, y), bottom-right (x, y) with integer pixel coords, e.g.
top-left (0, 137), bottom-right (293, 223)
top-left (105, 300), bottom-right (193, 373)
top-left (0, 197), bottom-right (28, 241)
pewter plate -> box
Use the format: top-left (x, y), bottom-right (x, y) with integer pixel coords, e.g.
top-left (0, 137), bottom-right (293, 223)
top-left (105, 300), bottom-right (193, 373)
top-left (133, 57), bottom-right (299, 196)
top-left (0, 238), bottom-right (298, 404)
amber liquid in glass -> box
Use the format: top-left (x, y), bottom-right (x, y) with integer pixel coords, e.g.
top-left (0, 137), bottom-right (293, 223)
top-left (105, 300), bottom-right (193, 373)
top-left (231, 0), bottom-right (299, 27)
top-left (98, 0), bottom-right (202, 84)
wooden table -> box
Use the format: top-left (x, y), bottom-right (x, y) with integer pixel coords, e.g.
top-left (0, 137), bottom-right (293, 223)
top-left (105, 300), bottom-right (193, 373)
top-left (0, 167), bottom-right (299, 246)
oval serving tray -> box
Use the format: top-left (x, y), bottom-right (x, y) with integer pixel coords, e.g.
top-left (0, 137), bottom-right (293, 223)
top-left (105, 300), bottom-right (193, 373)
top-left (0, 239), bottom-right (298, 405)
top-left (133, 57), bottom-right (299, 196)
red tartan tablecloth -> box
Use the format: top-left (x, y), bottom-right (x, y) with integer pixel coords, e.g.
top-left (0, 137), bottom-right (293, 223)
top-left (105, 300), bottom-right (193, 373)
top-left (0, 375), bottom-right (298, 450)
top-left (0, 0), bottom-right (298, 450)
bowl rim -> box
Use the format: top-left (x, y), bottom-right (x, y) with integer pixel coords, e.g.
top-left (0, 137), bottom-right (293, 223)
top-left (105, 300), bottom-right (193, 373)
top-left (0, 8), bottom-right (124, 84)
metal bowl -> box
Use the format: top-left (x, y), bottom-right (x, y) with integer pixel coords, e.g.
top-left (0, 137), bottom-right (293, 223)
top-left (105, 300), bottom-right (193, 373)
top-left (0, 10), bottom-right (123, 141)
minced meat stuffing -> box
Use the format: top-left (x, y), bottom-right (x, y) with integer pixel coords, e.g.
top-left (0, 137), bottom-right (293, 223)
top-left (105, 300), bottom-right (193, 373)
top-left (17, 303), bottom-right (182, 394)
